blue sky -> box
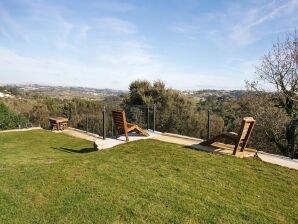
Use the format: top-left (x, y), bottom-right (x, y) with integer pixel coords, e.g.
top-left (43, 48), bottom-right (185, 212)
top-left (0, 0), bottom-right (297, 90)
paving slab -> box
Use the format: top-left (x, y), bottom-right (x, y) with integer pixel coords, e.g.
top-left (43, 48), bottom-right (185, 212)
top-left (257, 151), bottom-right (298, 170)
top-left (153, 133), bottom-right (203, 146)
top-left (153, 133), bottom-right (256, 158)
top-left (94, 130), bottom-right (161, 150)
top-left (62, 127), bottom-right (100, 142)
top-left (191, 143), bottom-right (256, 158)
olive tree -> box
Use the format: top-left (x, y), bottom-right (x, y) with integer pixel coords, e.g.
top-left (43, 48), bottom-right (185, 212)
top-left (123, 80), bottom-right (224, 138)
top-left (249, 31), bottom-right (298, 158)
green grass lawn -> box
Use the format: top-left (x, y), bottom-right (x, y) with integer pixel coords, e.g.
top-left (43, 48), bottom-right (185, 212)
top-left (0, 130), bottom-right (297, 223)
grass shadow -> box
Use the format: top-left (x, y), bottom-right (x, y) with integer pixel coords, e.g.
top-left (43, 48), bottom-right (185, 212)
top-left (183, 144), bottom-right (228, 156)
top-left (183, 145), bottom-right (213, 154)
top-left (52, 147), bottom-right (97, 153)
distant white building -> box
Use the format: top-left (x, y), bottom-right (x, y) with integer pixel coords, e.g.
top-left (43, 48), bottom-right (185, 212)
top-left (0, 92), bottom-right (13, 98)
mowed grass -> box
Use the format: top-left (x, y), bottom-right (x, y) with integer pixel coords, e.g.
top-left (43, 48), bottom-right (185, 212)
top-left (0, 130), bottom-right (297, 223)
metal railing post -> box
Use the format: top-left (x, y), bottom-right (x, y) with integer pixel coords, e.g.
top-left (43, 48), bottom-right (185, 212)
top-left (147, 105), bottom-right (150, 130)
top-left (18, 113), bottom-right (21, 129)
top-left (111, 119), bottom-right (114, 137)
top-left (153, 104), bottom-right (156, 132)
top-left (207, 110), bottom-right (211, 139)
top-left (102, 106), bottom-right (106, 140)
top-left (86, 115), bottom-right (88, 133)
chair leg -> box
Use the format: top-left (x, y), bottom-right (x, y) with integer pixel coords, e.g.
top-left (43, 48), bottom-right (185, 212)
top-left (114, 128), bottom-right (119, 138)
top-left (127, 126), bottom-right (149, 137)
top-left (232, 142), bottom-right (240, 155)
top-left (135, 126), bottom-right (149, 137)
top-left (125, 130), bottom-right (129, 142)
top-left (240, 140), bottom-right (248, 152)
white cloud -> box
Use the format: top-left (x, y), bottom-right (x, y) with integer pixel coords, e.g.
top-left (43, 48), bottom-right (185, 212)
top-left (224, 57), bottom-right (257, 80)
top-left (230, 0), bottom-right (298, 45)
top-left (0, 26), bottom-right (10, 39)
top-left (169, 24), bottom-right (200, 34)
top-left (0, 1), bottom-right (93, 51)
top-left (161, 71), bottom-right (244, 90)
top-left (75, 25), bottom-right (91, 43)
top-left (0, 1), bottom-right (161, 89)
top-left (170, 0), bottom-right (298, 46)
top-left (3, 0), bottom-right (292, 90)
top-left (96, 41), bottom-right (156, 65)
top-left (97, 17), bottom-right (136, 34)
top-left (92, 1), bottom-right (135, 12)
top-left (0, 39), bottom-right (162, 89)
top-left (1, 43), bottom-right (247, 90)
top-left (0, 6), bottom-right (31, 42)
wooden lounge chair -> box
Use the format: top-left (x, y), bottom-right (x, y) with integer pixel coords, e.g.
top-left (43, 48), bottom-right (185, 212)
top-left (200, 117), bottom-right (255, 155)
top-left (112, 109), bottom-right (149, 142)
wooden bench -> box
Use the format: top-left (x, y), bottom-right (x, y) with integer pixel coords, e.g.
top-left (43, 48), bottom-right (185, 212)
top-left (49, 117), bottom-right (69, 131)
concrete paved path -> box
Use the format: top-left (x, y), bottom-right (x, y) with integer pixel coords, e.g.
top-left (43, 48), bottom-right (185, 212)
top-left (257, 151), bottom-right (298, 170)
top-left (191, 143), bottom-right (257, 158)
top-left (62, 127), bottom-right (100, 142)
top-left (153, 133), bottom-right (256, 158)
top-left (94, 130), bottom-right (160, 150)
top-left (0, 127), bottom-right (42, 133)
top-left (154, 132), bottom-right (203, 146)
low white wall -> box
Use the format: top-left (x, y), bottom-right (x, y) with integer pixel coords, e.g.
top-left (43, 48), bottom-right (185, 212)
top-left (0, 127), bottom-right (42, 133)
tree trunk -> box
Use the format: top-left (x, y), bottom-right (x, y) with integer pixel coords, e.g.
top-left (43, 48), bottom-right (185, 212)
top-left (286, 121), bottom-right (297, 159)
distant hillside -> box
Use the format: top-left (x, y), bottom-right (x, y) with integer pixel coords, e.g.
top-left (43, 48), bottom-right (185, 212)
top-left (2, 84), bottom-right (247, 102)
top-left (183, 89), bottom-right (246, 101)
top-left (7, 84), bottom-right (126, 100)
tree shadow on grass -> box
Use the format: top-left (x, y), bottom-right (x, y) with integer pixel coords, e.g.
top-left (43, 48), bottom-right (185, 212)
top-left (51, 147), bottom-right (97, 153)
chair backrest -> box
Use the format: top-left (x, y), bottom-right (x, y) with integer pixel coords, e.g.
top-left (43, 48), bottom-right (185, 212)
top-left (238, 117), bottom-right (255, 143)
top-left (112, 110), bottom-right (128, 129)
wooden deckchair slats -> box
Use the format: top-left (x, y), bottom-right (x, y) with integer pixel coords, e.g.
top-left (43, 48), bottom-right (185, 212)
top-left (200, 117), bottom-right (255, 155)
top-left (114, 119), bottom-right (124, 124)
top-left (222, 132), bottom-right (238, 140)
top-left (113, 114), bottom-right (124, 119)
top-left (112, 110), bottom-right (149, 142)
